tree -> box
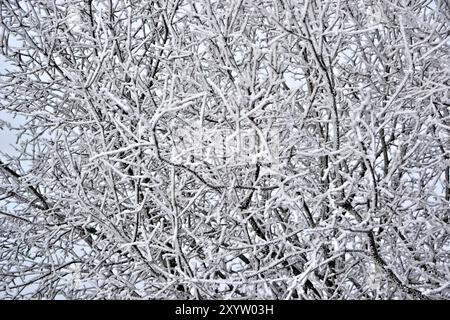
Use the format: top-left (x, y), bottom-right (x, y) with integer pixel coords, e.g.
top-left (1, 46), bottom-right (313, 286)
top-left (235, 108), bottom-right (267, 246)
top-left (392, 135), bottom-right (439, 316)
top-left (0, 0), bottom-right (449, 299)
